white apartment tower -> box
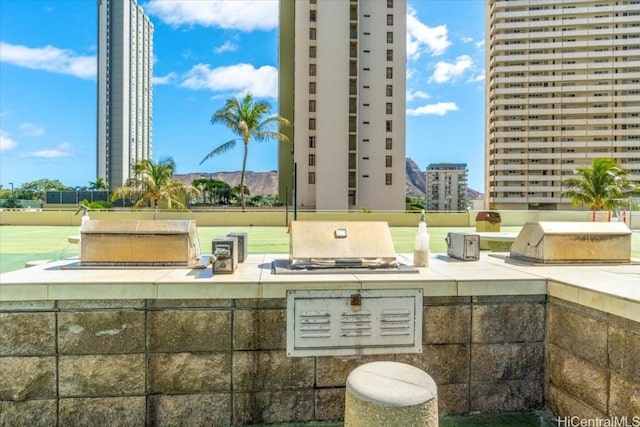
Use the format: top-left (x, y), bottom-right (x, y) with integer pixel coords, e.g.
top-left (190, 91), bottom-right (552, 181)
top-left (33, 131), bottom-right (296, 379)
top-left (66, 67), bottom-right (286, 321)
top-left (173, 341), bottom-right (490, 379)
top-left (97, 0), bottom-right (153, 190)
top-left (486, 0), bottom-right (640, 210)
top-left (426, 163), bottom-right (468, 211)
top-left (279, 0), bottom-right (407, 211)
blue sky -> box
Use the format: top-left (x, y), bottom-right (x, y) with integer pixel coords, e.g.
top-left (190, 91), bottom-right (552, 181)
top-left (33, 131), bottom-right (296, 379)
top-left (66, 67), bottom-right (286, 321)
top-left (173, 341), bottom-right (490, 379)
top-left (0, 0), bottom-right (486, 191)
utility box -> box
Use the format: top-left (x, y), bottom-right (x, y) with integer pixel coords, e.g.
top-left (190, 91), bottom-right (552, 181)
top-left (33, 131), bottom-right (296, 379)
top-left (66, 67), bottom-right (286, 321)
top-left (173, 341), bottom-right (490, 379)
top-left (446, 232), bottom-right (480, 261)
top-left (212, 236), bottom-right (238, 274)
top-left (227, 232), bottom-right (248, 263)
top-left (476, 211), bottom-right (501, 232)
top-left (286, 289), bottom-right (423, 357)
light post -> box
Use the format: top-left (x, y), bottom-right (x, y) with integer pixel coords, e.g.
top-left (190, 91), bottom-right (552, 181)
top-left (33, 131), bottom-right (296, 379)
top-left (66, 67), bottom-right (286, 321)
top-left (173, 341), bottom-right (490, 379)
top-left (9, 182), bottom-right (14, 198)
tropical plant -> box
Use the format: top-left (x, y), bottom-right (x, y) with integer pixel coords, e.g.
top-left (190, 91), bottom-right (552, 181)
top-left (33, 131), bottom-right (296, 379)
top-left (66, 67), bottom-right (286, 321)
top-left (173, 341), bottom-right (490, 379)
top-left (562, 158), bottom-right (637, 221)
top-left (19, 179), bottom-right (70, 201)
top-left (110, 158), bottom-right (200, 210)
top-left (88, 177), bottom-right (108, 191)
top-left (200, 93), bottom-right (290, 210)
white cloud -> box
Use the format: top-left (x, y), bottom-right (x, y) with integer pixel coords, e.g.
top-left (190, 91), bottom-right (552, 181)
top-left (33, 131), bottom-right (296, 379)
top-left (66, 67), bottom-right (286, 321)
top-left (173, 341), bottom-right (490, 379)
top-left (181, 63), bottom-right (278, 98)
top-left (214, 40), bottom-right (239, 54)
top-left (461, 37), bottom-right (474, 43)
top-left (470, 73), bottom-right (485, 83)
top-left (406, 90), bottom-right (430, 102)
top-left (144, 0), bottom-right (278, 31)
top-left (429, 55), bottom-right (474, 84)
top-left (407, 102), bottom-right (459, 116)
top-left (19, 123), bottom-right (44, 137)
top-left (153, 72), bottom-right (178, 85)
top-left (25, 142), bottom-right (73, 158)
top-left (0, 42), bottom-right (95, 80)
top-left (0, 131), bottom-right (17, 151)
top-left (406, 6), bottom-right (451, 60)
top-left (476, 40), bottom-right (486, 48)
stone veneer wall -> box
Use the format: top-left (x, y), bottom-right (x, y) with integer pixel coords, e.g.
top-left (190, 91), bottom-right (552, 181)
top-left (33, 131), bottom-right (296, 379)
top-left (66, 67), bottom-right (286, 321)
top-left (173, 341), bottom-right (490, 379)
top-left (547, 297), bottom-right (640, 419)
top-left (1, 295), bottom-right (545, 425)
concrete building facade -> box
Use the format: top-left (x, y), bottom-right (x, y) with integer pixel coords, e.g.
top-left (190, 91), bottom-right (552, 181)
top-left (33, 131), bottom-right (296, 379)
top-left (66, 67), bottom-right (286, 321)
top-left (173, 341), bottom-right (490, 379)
top-left (279, 0), bottom-right (406, 211)
top-left (426, 163), bottom-right (468, 211)
top-left (97, 0), bottom-right (153, 190)
top-left (486, 0), bottom-right (640, 210)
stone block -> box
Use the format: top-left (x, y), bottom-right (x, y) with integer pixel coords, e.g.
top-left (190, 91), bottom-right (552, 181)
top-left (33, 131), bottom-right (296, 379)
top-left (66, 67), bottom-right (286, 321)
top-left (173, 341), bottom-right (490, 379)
top-left (396, 345), bottom-right (469, 384)
top-left (472, 295), bottom-right (546, 303)
top-left (233, 390), bottom-right (314, 425)
top-left (472, 303), bottom-right (544, 343)
top-left (0, 301), bottom-right (55, 311)
top-left (423, 296), bottom-right (471, 306)
top-left (315, 355), bottom-right (390, 388)
top-left (471, 342), bottom-right (544, 382)
top-left (547, 384), bottom-right (606, 419)
top-left (58, 354), bottom-right (145, 397)
top-left (470, 381), bottom-right (543, 413)
top-left (149, 393), bottom-right (231, 426)
top-left (0, 312), bottom-right (55, 356)
top-left (0, 399), bottom-right (56, 427)
top-left (235, 298), bottom-right (287, 309)
top-left (315, 388), bottom-right (345, 421)
top-left (549, 303), bottom-right (608, 367)
top-left (423, 305), bottom-right (471, 344)
top-left (58, 300), bottom-right (145, 309)
top-left (438, 384), bottom-right (469, 415)
top-left (148, 352), bottom-right (231, 393)
top-left (609, 325), bottom-right (640, 383)
top-left (233, 350), bottom-right (315, 391)
top-left (58, 397), bottom-right (146, 426)
top-left (58, 310), bottom-right (145, 354)
top-left (609, 373), bottom-right (640, 419)
top-left (233, 308), bottom-right (286, 350)
top-left (148, 299), bottom-right (233, 308)
top-left (148, 310), bottom-right (231, 352)
top-left (0, 356), bottom-right (56, 401)
top-left (548, 344), bottom-right (608, 414)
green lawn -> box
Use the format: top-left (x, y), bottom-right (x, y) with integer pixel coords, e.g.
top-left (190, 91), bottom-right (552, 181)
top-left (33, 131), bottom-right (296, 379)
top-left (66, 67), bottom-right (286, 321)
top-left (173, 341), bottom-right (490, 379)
top-left (1, 225), bottom-right (638, 274)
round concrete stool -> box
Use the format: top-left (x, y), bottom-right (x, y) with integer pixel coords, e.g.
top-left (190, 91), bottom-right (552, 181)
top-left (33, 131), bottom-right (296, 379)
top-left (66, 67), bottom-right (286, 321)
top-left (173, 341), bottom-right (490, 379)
top-left (344, 361), bottom-right (438, 427)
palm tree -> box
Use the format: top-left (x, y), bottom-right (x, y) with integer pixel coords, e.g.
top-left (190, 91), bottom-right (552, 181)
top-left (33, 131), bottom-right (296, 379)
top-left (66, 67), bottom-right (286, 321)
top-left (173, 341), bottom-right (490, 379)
top-left (111, 158), bottom-right (200, 210)
top-left (200, 93), bottom-right (290, 210)
top-left (562, 158), bottom-right (636, 221)
top-left (88, 178), bottom-right (108, 191)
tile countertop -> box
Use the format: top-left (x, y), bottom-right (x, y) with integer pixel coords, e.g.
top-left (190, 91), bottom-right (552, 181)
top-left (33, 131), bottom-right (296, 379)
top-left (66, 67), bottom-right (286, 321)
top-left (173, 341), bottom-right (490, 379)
top-left (1, 253), bottom-right (638, 319)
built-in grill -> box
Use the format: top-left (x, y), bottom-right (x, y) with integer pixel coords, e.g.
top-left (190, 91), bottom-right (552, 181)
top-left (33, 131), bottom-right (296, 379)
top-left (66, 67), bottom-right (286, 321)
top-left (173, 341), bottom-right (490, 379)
top-left (272, 221), bottom-right (414, 274)
top-left (508, 221), bottom-right (632, 265)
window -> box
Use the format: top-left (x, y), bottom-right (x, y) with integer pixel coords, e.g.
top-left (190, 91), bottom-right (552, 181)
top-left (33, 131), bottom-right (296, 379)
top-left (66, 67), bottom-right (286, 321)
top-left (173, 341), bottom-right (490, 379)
top-left (387, 14), bottom-right (393, 25)
top-left (309, 136), bottom-right (315, 148)
top-left (386, 120), bottom-right (392, 132)
top-left (385, 138), bottom-right (392, 149)
top-left (309, 28), bottom-right (316, 40)
top-left (386, 49), bottom-right (393, 61)
top-left (309, 154), bottom-right (315, 166)
top-left (386, 85), bottom-right (393, 97)
top-left (385, 173), bottom-right (392, 185)
top-left (386, 67), bottom-right (393, 79)
top-left (309, 64), bottom-right (316, 76)
top-left (309, 46), bottom-right (316, 58)
top-left (387, 0), bottom-right (393, 7)
top-left (387, 32), bottom-right (393, 43)
top-left (309, 82), bottom-right (316, 94)
top-left (310, 10), bottom-right (316, 22)
top-left (386, 156), bottom-right (392, 167)
top-left (309, 172), bottom-right (315, 184)
top-left (309, 118), bottom-right (316, 130)
top-left (386, 103), bottom-right (393, 114)
top-left (309, 100), bottom-right (316, 112)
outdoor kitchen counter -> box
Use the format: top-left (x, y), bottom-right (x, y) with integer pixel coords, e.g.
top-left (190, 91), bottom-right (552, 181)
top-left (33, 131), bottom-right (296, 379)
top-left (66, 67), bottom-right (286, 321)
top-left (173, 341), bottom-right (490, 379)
top-left (1, 253), bottom-right (638, 324)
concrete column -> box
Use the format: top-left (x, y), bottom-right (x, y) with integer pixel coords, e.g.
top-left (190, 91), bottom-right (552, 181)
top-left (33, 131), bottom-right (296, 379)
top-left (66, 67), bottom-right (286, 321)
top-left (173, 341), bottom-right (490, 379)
top-left (344, 361), bottom-right (438, 427)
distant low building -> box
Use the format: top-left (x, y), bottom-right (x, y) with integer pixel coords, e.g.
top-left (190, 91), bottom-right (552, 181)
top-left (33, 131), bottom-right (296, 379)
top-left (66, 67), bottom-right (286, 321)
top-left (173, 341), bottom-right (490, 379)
top-left (425, 163), bottom-right (468, 211)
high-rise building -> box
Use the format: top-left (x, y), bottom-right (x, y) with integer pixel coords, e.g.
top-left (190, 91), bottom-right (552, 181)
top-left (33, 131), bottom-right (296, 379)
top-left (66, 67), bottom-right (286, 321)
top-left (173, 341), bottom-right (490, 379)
top-left (486, 0), bottom-right (640, 210)
top-left (97, 0), bottom-right (153, 190)
top-left (279, 0), bottom-right (406, 211)
top-left (425, 163), bottom-right (468, 211)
